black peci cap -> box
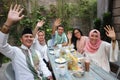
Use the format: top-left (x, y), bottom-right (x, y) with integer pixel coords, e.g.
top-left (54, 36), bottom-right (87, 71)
top-left (21, 28), bottom-right (33, 36)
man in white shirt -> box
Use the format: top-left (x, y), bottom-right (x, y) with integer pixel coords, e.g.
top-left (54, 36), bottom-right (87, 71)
top-left (0, 4), bottom-right (53, 80)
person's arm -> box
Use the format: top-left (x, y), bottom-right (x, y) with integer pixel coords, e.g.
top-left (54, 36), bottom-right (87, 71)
top-left (62, 42), bottom-right (68, 46)
top-left (67, 31), bottom-right (72, 46)
top-left (0, 4), bottom-right (24, 59)
top-left (1, 4), bottom-right (24, 34)
top-left (36, 50), bottom-right (53, 79)
top-left (104, 25), bottom-right (116, 50)
top-left (104, 25), bottom-right (119, 62)
top-left (33, 20), bottom-right (45, 37)
top-left (62, 33), bottom-right (68, 46)
top-left (52, 18), bottom-right (61, 35)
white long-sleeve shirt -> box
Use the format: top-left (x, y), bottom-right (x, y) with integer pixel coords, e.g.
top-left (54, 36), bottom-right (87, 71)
top-left (0, 31), bottom-right (51, 80)
top-left (85, 41), bottom-right (119, 72)
top-left (32, 38), bottom-right (49, 62)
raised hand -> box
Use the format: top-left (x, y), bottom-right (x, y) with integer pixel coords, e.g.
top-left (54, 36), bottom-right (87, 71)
top-left (5, 4), bottom-right (24, 27)
top-left (53, 18), bottom-right (61, 27)
top-left (104, 25), bottom-right (116, 41)
top-left (52, 18), bottom-right (61, 35)
top-left (36, 20), bottom-right (45, 28)
top-left (67, 31), bottom-right (72, 40)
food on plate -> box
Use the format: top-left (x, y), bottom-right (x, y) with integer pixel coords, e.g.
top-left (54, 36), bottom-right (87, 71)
top-left (55, 57), bottom-right (66, 64)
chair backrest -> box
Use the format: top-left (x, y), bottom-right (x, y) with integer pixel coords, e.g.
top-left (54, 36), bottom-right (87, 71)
top-left (113, 50), bottom-right (120, 78)
top-left (115, 51), bottom-right (120, 66)
top-left (4, 63), bottom-right (15, 80)
top-left (47, 39), bottom-right (52, 47)
top-left (117, 51), bottom-right (120, 64)
top-left (116, 51), bottom-right (120, 78)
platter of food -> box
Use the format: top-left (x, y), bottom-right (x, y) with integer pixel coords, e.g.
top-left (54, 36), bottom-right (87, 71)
top-left (55, 58), bottom-right (66, 64)
top-left (49, 51), bottom-right (54, 55)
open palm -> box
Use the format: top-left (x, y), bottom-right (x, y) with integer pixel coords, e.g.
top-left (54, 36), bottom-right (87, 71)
top-left (54, 18), bottom-right (61, 27)
top-left (104, 25), bottom-right (116, 40)
top-left (36, 20), bottom-right (45, 28)
top-left (67, 31), bottom-right (72, 39)
top-left (6, 4), bottom-right (24, 26)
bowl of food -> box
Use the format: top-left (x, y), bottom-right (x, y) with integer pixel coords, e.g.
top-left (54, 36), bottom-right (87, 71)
top-left (72, 70), bottom-right (85, 78)
top-left (55, 58), bottom-right (67, 76)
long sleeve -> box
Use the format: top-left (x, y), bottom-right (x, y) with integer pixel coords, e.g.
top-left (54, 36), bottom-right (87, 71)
top-left (0, 31), bottom-right (15, 59)
top-left (36, 50), bottom-right (51, 77)
top-left (85, 41), bottom-right (119, 72)
top-left (109, 41), bottom-right (119, 62)
top-left (43, 46), bottom-right (49, 62)
top-left (32, 38), bottom-right (49, 62)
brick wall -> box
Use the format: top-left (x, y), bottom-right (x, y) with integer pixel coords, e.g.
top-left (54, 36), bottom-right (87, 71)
top-left (112, 0), bottom-right (120, 48)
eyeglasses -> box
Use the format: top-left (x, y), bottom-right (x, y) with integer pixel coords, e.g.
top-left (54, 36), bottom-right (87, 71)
top-left (74, 31), bottom-right (80, 35)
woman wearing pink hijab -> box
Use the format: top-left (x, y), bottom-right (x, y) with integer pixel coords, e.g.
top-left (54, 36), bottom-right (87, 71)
top-left (84, 25), bottom-right (119, 72)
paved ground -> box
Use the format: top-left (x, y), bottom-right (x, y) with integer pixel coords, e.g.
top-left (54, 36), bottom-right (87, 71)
top-left (0, 62), bottom-right (9, 80)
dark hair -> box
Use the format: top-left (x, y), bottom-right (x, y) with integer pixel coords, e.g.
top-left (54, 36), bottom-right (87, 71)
top-left (71, 28), bottom-right (83, 50)
top-left (21, 28), bottom-right (33, 37)
top-left (57, 25), bottom-right (64, 29)
top-left (93, 30), bottom-right (98, 33)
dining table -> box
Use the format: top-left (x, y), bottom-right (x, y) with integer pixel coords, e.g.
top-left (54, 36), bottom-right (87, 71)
top-left (47, 47), bottom-right (118, 80)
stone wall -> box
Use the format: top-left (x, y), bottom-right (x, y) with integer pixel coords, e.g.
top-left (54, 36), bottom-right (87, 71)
top-left (112, 0), bottom-right (120, 47)
top-left (97, 0), bottom-right (109, 19)
top-left (38, 0), bottom-right (57, 8)
top-left (37, 0), bottom-right (77, 8)
top-left (97, 0), bottom-right (120, 47)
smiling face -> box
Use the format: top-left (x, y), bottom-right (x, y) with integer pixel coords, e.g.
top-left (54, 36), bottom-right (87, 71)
top-left (89, 32), bottom-right (99, 45)
top-left (20, 34), bottom-right (34, 48)
top-left (74, 29), bottom-right (82, 39)
top-left (57, 26), bottom-right (64, 35)
top-left (37, 31), bottom-right (45, 43)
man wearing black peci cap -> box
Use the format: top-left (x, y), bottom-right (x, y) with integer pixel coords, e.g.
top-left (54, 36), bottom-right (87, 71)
top-left (0, 4), bottom-right (53, 80)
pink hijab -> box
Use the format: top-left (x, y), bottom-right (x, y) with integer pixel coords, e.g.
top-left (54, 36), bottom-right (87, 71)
top-left (84, 29), bottom-right (102, 53)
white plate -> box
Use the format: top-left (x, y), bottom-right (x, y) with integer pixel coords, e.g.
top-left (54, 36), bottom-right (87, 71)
top-left (49, 51), bottom-right (54, 55)
top-left (55, 58), bottom-right (66, 64)
top-left (70, 49), bottom-right (75, 51)
top-left (78, 57), bottom-right (85, 62)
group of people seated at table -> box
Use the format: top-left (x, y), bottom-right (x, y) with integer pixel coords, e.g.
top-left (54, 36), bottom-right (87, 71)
top-left (50, 18), bottom-right (119, 73)
top-left (0, 4), bottom-right (119, 80)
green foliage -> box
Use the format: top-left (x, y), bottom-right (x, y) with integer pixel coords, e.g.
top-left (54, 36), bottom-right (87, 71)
top-left (102, 12), bottom-right (112, 26)
top-left (20, 17), bottom-right (33, 28)
top-left (56, 0), bottom-right (97, 32)
top-left (93, 12), bottom-right (112, 42)
top-left (2, 56), bottom-right (10, 63)
top-left (0, 0), bottom-right (97, 63)
top-left (0, 53), bottom-right (10, 63)
top-left (101, 12), bottom-right (112, 42)
top-left (19, 6), bottom-right (54, 41)
top-left (93, 18), bottom-right (101, 31)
